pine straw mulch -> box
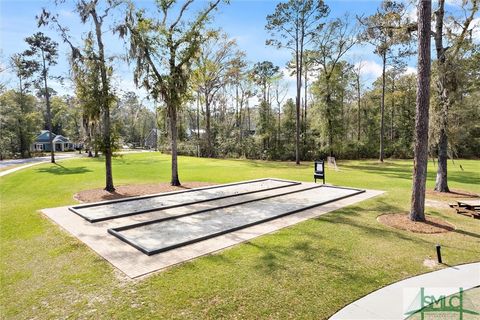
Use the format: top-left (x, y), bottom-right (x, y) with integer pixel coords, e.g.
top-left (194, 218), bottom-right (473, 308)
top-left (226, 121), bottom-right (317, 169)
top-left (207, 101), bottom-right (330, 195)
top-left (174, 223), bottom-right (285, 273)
top-left (74, 181), bottom-right (216, 203)
top-left (426, 189), bottom-right (479, 201)
top-left (377, 213), bottom-right (455, 234)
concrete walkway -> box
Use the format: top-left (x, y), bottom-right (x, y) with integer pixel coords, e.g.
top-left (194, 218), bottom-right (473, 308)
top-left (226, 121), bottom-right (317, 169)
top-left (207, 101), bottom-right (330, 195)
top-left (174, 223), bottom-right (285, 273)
top-left (330, 262), bottom-right (480, 320)
top-left (0, 153), bottom-right (84, 177)
top-left (0, 150), bottom-right (153, 177)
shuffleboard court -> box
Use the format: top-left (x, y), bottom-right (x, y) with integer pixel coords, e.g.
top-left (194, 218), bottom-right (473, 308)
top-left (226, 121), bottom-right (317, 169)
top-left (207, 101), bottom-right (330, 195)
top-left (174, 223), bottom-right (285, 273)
top-left (109, 185), bottom-right (364, 255)
top-left (70, 178), bottom-right (299, 222)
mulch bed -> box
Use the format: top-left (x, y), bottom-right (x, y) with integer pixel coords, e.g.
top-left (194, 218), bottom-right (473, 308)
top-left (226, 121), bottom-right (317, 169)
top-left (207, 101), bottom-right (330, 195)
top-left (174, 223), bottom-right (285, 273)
top-left (74, 181), bottom-right (215, 203)
top-left (377, 213), bottom-right (455, 234)
top-left (426, 189), bottom-right (479, 201)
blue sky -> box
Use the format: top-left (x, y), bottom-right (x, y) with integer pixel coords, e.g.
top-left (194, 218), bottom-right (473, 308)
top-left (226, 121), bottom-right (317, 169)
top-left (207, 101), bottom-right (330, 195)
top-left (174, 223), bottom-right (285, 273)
top-left (0, 0), bottom-right (458, 104)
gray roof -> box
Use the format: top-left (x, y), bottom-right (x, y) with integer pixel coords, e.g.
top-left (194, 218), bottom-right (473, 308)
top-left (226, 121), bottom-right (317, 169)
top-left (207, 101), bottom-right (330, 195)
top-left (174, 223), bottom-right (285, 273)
top-left (34, 131), bottom-right (70, 143)
top-left (35, 130), bottom-right (56, 143)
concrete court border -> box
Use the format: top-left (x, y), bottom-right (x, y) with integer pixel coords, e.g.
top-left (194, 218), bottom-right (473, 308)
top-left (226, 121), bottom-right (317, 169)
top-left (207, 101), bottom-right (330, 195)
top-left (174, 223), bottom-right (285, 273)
top-left (69, 178), bottom-right (300, 223)
top-left (109, 185), bottom-right (365, 255)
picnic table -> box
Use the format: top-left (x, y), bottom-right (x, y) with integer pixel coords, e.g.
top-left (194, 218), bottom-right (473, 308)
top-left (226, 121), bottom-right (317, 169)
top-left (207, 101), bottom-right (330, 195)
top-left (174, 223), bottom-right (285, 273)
top-left (453, 199), bottom-right (480, 219)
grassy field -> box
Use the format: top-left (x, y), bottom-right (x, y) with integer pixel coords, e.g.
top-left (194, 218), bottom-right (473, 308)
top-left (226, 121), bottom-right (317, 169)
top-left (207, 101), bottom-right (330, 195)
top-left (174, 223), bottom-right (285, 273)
top-left (0, 153), bottom-right (479, 319)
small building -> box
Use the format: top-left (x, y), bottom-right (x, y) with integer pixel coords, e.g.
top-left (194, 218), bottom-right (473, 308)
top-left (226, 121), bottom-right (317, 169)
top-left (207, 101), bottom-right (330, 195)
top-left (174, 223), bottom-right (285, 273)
top-left (144, 129), bottom-right (162, 149)
top-left (32, 130), bottom-right (77, 152)
top-left (188, 128), bottom-right (206, 137)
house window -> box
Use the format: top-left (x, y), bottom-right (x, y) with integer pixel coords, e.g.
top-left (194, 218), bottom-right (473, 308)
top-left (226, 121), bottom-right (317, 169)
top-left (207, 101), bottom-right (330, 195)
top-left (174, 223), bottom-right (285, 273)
top-left (35, 144), bottom-right (44, 151)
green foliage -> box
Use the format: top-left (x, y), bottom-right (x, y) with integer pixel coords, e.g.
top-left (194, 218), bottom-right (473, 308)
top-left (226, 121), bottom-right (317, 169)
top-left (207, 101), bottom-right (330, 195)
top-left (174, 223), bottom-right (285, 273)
top-left (256, 100), bottom-right (276, 158)
top-left (190, 31), bottom-right (244, 157)
top-left (358, 0), bottom-right (412, 58)
top-left (310, 61), bottom-right (353, 156)
top-left (430, 47), bottom-right (480, 158)
top-left (265, 0), bottom-right (329, 50)
top-left (249, 61), bottom-right (280, 102)
top-left (120, 0), bottom-right (226, 184)
top-left (120, 0), bottom-right (225, 104)
top-left (71, 32), bottom-right (117, 156)
top-left (0, 90), bottom-right (41, 159)
top-left (23, 32), bottom-right (58, 81)
top-left (115, 92), bottom-right (156, 147)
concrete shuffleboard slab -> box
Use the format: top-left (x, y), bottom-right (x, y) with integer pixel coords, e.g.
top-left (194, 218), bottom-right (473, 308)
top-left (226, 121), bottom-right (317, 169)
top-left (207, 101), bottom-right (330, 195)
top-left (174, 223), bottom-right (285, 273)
top-left (41, 179), bottom-right (384, 278)
top-left (70, 178), bottom-right (299, 222)
top-left (109, 185), bottom-right (363, 255)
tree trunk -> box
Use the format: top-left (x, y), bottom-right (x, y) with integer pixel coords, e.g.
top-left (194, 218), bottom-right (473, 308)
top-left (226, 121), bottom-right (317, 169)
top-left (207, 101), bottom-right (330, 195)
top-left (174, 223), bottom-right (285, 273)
top-left (434, 0), bottom-right (450, 193)
top-left (17, 76), bottom-right (28, 158)
top-left (356, 74), bottom-right (361, 142)
top-left (86, 121), bottom-right (93, 157)
top-left (435, 124), bottom-right (449, 192)
top-left (239, 92), bottom-right (243, 144)
top-left (205, 93), bottom-right (213, 157)
top-left (169, 103), bottom-right (181, 186)
top-left (410, 0), bottom-right (431, 222)
top-left (379, 51), bottom-right (386, 162)
top-left (325, 80), bottom-right (334, 157)
top-left (295, 56), bottom-right (302, 165)
top-left (390, 77), bottom-right (395, 141)
top-left (18, 118), bottom-right (26, 158)
top-left (277, 97), bottom-right (281, 150)
top-left (196, 91), bottom-right (200, 157)
top-left (103, 105), bottom-right (114, 191)
top-left (304, 65), bottom-right (308, 147)
top-left (92, 10), bottom-right (114, 192)
top-left (42, 50), bottom-right (55, 163)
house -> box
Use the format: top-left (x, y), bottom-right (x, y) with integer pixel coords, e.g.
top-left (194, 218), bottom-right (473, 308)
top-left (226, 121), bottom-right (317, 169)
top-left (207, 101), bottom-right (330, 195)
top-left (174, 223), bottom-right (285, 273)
top-left (188, 128), bottom-right (206, 137)
top-left (144, 129), bottom-right (162, 149)
top-left (32, 130), bottom-right (77, 152)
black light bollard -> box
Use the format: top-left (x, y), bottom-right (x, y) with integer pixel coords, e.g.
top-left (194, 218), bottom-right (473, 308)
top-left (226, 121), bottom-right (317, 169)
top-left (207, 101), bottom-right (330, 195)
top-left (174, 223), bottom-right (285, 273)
top-left (436, 244), bottom-right (443, 264)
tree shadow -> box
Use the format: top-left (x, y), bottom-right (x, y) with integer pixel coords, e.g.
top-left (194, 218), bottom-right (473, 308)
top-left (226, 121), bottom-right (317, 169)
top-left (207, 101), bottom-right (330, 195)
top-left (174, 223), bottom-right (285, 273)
top-left (453, 228), bottom-right (480, 239)
top-left (244, 238), bottom-right (317, 273)
top-left (340, 162), bottom-right (480, 186)
top-left (447, 190), bottom-right (480, 198)
top-left (341, 163), bottom-right (413, 180)
top-left (37, 163), bottom-right (92, 175)
top-left (426, 220), bottom-right (455, 231)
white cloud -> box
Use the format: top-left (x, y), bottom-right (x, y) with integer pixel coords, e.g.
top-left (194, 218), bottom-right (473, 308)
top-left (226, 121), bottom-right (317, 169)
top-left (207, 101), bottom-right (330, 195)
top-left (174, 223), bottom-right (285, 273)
top-left (280, 66), bottom-right (296, 82)
top-left (59, 9), bottom-right (74, 18)
top-left (404, 66), bottom-right (417, 75)
top-left (356, 60), bottom-right (383, 80)
top-left (353, 60), bottom-right (416, 81)
top-left (444, 0), bottom-right (464, 6)
top-left (407, 6), bottom-right (417, 23)
top-left (471, 17), bottom-right (480, 41)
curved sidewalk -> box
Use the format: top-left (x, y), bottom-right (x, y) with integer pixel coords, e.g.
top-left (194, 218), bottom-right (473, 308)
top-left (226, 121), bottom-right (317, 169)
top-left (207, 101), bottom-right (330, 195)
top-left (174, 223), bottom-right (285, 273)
top-left (0, 154), bottom-right (82, 177)
top-left (330, 262), bottom-right (480, 320)
top-left (0, 150), bottom-right (152, 177)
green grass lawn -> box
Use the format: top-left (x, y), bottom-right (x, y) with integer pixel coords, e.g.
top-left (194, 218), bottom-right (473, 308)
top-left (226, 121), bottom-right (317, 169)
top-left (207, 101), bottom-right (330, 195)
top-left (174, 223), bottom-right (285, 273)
top-left (1, 153), bottom-right (479, 319)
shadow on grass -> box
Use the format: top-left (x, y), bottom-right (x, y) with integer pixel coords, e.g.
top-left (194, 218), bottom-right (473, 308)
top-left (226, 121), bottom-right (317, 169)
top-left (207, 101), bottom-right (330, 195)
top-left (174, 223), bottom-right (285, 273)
top-left (37, 163), bottom-right (92, 175)
top-left (341, 162), bottom-right (480, 186)
top-left (341, 164), bottom-right (413, 180)
top-left (453, 228), bottom-right (480, 239)
top-left (238, 158), bottom-right (312, 169)
top-left (95, 184), bottom-right (195, 201)
top-left (245, 238), bottom-right (317, 273)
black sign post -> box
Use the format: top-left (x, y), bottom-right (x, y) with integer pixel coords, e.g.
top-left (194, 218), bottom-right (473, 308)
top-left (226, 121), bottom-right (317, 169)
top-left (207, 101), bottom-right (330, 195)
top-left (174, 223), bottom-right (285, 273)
top-left (314, 160), bottom-right (325, 184)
